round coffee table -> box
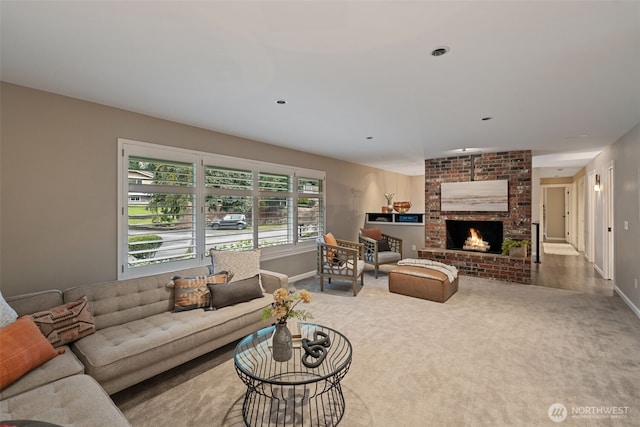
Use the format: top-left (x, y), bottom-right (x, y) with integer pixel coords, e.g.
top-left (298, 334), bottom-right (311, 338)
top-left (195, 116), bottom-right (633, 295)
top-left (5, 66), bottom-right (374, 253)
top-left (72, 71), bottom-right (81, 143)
top-left (234, 323), bottom-right (352, 426)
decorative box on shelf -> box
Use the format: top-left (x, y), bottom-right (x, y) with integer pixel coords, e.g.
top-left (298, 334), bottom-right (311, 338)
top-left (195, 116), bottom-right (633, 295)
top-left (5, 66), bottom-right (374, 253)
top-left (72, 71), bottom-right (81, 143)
top-left (366, 212), bottom-right (424, 225)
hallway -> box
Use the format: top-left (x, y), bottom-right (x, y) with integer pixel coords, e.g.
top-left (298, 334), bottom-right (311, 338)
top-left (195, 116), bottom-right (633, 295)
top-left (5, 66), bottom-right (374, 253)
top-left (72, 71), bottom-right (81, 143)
top-left (531, 248), bottom-right (614, 296)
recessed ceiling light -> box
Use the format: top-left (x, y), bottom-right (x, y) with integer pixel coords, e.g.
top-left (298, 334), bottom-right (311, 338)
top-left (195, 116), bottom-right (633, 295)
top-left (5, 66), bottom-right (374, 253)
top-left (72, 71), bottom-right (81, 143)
top-left (431, 46), bottom-right (450, 57)
top-left (481, 116), bottom-right (493, 121)
top-left (275, 100), bottom-right (287, 105)
top-left (564, 133), bottom-right (588, 139)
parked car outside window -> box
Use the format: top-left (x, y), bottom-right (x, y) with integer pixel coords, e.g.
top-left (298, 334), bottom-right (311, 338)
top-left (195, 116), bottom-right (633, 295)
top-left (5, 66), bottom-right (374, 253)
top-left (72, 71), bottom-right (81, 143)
top-left (210, 214), bottom-right (248, 230)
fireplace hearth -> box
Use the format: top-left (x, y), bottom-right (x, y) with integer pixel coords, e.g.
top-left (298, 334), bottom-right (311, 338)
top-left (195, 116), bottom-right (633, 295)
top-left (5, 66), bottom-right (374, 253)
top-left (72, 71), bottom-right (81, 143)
top-left (446, 220), bottom-right (503, 254)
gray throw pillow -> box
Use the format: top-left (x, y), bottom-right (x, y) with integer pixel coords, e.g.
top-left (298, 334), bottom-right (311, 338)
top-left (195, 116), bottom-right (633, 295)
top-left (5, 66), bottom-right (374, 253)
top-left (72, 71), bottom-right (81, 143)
top-left (377, 238), bottom-right (391, 252)
top-left (207, 274), bottom-right (264, 310)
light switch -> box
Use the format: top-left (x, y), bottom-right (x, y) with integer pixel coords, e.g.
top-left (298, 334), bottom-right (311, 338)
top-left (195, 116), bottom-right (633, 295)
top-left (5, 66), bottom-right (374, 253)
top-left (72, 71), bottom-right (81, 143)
top-left (624, 221), bottom-right (629, 230)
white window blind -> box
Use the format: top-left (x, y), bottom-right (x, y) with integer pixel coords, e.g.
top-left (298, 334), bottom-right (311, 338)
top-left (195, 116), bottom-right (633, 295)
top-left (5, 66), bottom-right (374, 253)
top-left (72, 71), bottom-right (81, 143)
top-left (119, 139), bottom-right (325, 279)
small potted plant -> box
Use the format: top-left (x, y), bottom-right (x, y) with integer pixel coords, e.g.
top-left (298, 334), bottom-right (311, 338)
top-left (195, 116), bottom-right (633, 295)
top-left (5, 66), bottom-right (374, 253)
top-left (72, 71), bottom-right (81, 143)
top-left (501, 238), bottom-right (529, 258)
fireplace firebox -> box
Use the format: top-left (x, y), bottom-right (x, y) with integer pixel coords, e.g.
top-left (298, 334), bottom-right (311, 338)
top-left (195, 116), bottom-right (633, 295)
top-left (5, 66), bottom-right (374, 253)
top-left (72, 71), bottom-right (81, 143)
top-left (446, 220), bottom-right (503, 254)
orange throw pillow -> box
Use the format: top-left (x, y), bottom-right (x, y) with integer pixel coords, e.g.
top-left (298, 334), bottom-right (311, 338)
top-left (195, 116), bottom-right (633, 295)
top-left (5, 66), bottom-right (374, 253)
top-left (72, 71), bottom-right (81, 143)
top-left (323, 232), bottom-right (338, 262)
top-left (361, 227), bottom-right (383, 241)
top-left (323, 232), bottom-right (338, 246)
top-left (0, 316), bottom-right (58, 390)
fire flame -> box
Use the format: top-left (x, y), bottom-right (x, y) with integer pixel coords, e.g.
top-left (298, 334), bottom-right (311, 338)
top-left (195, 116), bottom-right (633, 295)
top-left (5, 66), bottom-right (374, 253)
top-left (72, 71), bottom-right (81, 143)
top-left (464, 228), bottom-right (490, 252)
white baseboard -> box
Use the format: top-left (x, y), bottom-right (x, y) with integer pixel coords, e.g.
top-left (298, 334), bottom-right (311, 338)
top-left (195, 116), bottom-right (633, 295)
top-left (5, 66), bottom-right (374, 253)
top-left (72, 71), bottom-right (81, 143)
top-left (288, 271), bottom-right (317, 284)
top-left (615, 286), bottom-right (640, 320)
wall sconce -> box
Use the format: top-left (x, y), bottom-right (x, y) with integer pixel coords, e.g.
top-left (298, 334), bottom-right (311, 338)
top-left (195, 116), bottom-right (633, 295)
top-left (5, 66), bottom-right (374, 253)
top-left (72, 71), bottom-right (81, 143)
top-left (594, 174), bottom-right (601, 192)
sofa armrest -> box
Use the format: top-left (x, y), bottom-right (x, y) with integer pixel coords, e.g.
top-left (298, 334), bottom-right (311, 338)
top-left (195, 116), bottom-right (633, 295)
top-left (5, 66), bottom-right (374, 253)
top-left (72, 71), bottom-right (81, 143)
top-left (259, 269), bottom-right (289, 294)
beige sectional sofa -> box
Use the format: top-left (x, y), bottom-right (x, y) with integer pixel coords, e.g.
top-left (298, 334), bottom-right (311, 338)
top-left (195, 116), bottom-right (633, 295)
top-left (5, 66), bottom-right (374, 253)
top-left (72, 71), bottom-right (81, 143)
top-left (1, 290), bottom-right (131, 426)
top-left (1, 266), bottom-right (288, 425)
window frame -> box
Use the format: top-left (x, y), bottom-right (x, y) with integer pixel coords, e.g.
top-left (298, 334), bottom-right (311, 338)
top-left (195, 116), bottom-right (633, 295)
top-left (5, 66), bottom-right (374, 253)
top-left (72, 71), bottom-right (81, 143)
top-left (118, 138), bottom-right (325, 279)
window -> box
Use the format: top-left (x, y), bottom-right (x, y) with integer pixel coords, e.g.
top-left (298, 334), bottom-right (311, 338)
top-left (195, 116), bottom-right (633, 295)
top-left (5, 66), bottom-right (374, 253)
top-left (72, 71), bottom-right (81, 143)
top-left (119, 139), bottom-right (325, 279)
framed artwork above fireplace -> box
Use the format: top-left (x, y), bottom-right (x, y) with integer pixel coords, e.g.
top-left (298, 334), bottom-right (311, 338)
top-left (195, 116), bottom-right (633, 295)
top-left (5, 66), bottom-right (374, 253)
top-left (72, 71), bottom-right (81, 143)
top-left (440, 180), bottom-right (508, 212)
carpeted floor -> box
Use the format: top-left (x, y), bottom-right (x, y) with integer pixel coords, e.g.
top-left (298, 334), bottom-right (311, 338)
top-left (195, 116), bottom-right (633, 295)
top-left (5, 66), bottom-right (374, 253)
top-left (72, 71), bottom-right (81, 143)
top-left (121, 271), bottom-right (640, 426)
top-left (543, 243), bottom-right (580, 256)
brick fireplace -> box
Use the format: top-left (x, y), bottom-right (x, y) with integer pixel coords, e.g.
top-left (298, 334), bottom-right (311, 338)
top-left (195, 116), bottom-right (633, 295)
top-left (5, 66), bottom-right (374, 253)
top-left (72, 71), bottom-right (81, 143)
top-left (418, 151), bottom-right (532, 284)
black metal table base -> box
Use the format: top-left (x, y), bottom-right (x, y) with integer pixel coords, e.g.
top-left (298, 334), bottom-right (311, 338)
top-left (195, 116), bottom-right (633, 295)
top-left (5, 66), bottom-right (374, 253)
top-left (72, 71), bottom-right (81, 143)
top-left (234, 324), bottom-right (352, 427)
top-left (237, 371), bottom-right (346, 426)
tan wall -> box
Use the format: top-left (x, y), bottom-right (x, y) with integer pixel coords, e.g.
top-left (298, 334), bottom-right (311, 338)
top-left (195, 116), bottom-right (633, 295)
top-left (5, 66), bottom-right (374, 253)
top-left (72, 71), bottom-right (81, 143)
top-left (610, 122), bottom-right (640, 315)
top-left (0, 83), bottom-right (421, 296)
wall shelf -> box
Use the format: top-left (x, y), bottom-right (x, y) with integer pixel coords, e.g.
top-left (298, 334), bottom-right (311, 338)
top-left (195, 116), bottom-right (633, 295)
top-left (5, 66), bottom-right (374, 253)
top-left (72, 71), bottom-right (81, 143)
top-left (366, 212), bottom-right (424, 225)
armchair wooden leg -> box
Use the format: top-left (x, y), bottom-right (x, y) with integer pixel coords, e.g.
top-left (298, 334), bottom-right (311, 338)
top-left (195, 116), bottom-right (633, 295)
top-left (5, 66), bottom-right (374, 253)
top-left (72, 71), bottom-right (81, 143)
top-left (320, 275), bottom-right (324, 292)
top-left (353, 279), bottom-right (357, 296)
top-left (375, 266), bottom-right (379, 279)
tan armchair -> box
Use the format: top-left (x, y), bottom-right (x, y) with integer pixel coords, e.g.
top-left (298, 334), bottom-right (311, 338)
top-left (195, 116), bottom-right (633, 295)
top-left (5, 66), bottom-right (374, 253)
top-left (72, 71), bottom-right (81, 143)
top-left (317, 233), bottom-right (365, 296)
top-left (359, 228), bottom-right (403, 278)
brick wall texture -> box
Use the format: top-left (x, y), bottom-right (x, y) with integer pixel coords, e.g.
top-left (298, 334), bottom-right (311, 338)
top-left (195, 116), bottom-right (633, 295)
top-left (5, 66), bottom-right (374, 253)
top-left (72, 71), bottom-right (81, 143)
top-left (420, 150), bottom-right (532, 284)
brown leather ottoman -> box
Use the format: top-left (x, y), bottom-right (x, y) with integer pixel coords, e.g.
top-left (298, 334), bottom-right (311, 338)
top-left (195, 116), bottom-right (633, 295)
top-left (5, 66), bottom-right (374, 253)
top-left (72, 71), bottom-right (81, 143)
top-left (388, 265), bottom-right (458, 303)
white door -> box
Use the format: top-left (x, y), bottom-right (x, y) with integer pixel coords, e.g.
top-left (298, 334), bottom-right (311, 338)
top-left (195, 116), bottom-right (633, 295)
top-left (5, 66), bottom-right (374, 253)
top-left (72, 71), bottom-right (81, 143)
top-left (606, 164), bottom-right (614, 280)
top-left (545, 187), bottom-right (566, 241)
top-left (577, 176), bottom-right (585, 253)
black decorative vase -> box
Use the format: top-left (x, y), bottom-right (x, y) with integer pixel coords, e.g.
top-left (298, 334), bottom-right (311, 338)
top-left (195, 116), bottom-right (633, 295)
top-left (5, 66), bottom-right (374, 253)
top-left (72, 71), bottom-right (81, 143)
top-left (272, 322), bottom-right (293, 362)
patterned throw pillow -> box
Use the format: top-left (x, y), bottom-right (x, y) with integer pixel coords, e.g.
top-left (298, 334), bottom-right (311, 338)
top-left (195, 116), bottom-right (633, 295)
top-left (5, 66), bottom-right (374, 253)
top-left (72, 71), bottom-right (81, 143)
top-left (210, 249), bottom-right (261, 284)
top-left (0, 316), bottom-right (58, 390)
top-left (0, 291), bottom-right (18, 328)
top-left (31, 296), bottom-right (96, 347)
top-left (171, 271), bottom-right (232, 312)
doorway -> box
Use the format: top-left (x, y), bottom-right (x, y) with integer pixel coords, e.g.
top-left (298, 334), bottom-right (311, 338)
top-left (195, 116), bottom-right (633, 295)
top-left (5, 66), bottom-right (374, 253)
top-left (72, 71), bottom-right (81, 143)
top-left (544, 186), bottom-right (566, 242)
top-left (606, 163), bottom-right (615, 280)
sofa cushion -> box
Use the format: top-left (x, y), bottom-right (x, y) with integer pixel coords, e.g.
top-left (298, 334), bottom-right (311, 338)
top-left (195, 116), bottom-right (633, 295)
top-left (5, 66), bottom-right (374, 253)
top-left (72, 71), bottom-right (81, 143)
top-left (63, 266), bottom-right (210, 330)
top-left (0, 345), bottom-right (83, 400)
top-left (31, 296), bottom-right (96, 347)
top-left (0, 375), bottom-right (130, 427)
top-left (208, 274), bottom-right (264, 310)
top-left (376, 251), bottom-right (402, 263)
top-left (5, 290), bottom-right (64, 317)
top-left (0, 317), bottom-right (58, 390)
top-left (210, 249), bottom-right (261, 283)
top-left (171, 272), bottom-right (231, 312)
top-left (70, 295), bottom-right (271, 392)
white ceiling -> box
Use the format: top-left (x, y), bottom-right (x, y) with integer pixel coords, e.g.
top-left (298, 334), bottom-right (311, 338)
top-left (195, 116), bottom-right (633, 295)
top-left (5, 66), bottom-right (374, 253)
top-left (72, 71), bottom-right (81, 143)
top-left (2, 1), bottom-right (639, 176)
